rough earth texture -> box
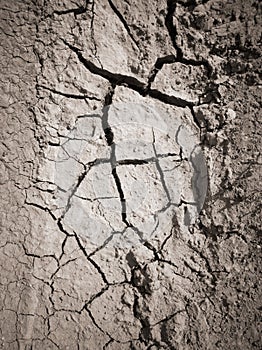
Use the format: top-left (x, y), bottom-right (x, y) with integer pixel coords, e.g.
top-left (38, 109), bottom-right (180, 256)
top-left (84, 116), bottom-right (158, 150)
top-left (0, 0), bottom-right (261, 349)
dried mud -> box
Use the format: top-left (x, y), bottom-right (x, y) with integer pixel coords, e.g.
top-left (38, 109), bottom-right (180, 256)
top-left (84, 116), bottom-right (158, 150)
top-left (0, 0), bottom-right (261, 349)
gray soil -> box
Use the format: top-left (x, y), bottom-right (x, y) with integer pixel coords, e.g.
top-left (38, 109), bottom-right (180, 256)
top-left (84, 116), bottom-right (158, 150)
top-left (0, 0), bottom-right (261, 349)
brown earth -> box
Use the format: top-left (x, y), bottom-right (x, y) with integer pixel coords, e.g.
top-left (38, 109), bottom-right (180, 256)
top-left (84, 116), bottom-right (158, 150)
top-left (0, 0), bottom-right (261, 349)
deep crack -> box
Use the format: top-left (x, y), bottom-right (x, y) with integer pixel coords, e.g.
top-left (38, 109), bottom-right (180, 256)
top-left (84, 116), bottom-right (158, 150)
top-left (102, 87), bottom-right (131, 226)
top-left (62, 40), bottom-right (196, 108)
top-left (146, 54), bottom-right (212, 92)
top-left (163, 0), bottom-right (212, 79)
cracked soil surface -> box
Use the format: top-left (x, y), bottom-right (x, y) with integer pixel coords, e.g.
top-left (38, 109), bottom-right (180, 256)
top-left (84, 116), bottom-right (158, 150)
top-left (0, 0), bottom-right (261, 349)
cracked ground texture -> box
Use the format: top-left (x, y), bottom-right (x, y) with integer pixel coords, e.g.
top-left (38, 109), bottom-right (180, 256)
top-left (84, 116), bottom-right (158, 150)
top-left (0, 0), bottom-right (261, 349)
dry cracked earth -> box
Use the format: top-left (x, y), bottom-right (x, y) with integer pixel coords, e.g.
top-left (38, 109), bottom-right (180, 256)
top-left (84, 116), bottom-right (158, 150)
top-left (0, 0), bottom-right (261, 349)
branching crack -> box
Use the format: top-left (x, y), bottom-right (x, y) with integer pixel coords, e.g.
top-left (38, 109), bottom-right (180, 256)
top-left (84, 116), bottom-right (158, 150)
top-left (165, 0), bottom-right (212, 75)
top-left (73, 231), bottom-right (109, 285)
top-left (60, 159), bottom-right (98, 220)
top-left (142, 0), bottom-right (215, 99)
top-left (146, 54), bottom-right (212, 92)
top-left (62, 40), bottom-right (195, 108)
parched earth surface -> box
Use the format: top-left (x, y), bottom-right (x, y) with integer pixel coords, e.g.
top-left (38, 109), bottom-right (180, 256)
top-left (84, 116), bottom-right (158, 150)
top-left (0, 0), bottom-right (261, 349)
